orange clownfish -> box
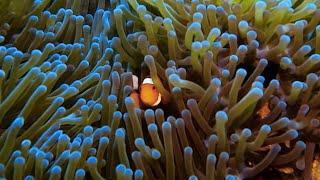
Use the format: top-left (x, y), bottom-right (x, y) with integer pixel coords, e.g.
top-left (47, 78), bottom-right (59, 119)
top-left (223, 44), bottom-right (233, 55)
top-left (130, 76), bottom-right (161, 109)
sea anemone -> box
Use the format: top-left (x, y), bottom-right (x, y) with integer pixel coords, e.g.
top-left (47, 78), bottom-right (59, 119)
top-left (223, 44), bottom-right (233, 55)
top-left (1, 0), bottom-right (320, 179)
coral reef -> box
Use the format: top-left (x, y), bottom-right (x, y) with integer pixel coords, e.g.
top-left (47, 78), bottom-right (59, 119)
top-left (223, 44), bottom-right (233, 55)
top-left (0, 0), bottom-right (320, 179)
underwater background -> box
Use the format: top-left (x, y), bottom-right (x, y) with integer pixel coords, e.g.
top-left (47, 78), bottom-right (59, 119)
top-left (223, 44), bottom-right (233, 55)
top-left (1, 0), bottom-right (320, 179)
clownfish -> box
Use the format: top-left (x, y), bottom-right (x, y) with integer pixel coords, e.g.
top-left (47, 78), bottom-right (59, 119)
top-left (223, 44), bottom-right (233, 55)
top-left (130, 76), bottom-right (161, 108)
